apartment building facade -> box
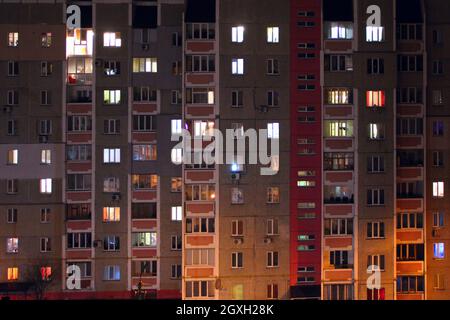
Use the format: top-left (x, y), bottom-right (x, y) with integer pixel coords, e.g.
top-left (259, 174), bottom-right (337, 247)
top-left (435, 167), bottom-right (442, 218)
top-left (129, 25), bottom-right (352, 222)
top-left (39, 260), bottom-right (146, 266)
top-left (0, 0), bottom-right (183, 299)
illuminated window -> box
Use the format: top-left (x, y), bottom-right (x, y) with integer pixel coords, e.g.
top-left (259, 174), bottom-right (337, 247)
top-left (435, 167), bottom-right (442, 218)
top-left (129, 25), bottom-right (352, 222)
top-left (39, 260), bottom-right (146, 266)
top-left (103, 90), bottom-right (121, 105)
top-left (103, 148), bottom-right (121, 163)
top-left (103, 32), bottom-right (121, 47)
top-left (232, 26), bottom-right (244, 43)
top-left (434, 243), bottom-right (445, 259)
top-left (327, 89), bottom-right (351, 104)
top-left (41, 32), bottom-right (52, 47)
top-left (194, 121), bottom-right (215, 137)
top-left (232, 58), bottom-right (244, 75)
top-left (267, 27), bottom-right (279, 43)
top-left (40, 178), bottom-right (52, 194)
top-left (132, 232), bottom-right (157, 247)
top-left (103, 265), bottom-right (120, 281)
top-left (297, 180), bottom-right (316, 188)
top-left (133, 145), bottom-right (157, 161)
top-left (40, 267), bottom-right (52, 281)
top-left (433, 181), bottom-right (444, 198)
top-left (103, 177), bottom-right (120, 193)
top-left (171, 206), bottom-right (182, 221)
top-left (8, 32), bottom-right (18, 47)
top-left (327, 22), bottom-right (353, 39)
top-left (104, 60), bottom-right (120, 76)
top-left (7, 237), bottom-right (18, 253)
top-left (185, 88), bottom-right (215, 104)
top-left (132, 58), bottom-right (157, 73)
top-left (7, 149), bottom-right (18, 165)
top-left (366, 26), bottom-right (384, 42)
top-left (103, 207), bottom-right (120, 222)
top-left (7, 267), bottom-right (19, 281)
top-left (171, 177), bottom-right (182, 192)
top-left (267, 187), bottom-right (280, 203)
top-left (325, 121), bottom-right (354, 137)
top-left (171, 119), bottom-right (182, 135)
top-left (267, 122), bottom-right (279, 139)
top-left (366, 91), bottom-right (385, 107)
top-left (369, 123), bottom-right (385, 140)
top-left (171, 148), bottom-right (183, 165)
top-left (41, 149), bottom-right (51, 164)
top-left (132, 174), bottom-right (157, 190)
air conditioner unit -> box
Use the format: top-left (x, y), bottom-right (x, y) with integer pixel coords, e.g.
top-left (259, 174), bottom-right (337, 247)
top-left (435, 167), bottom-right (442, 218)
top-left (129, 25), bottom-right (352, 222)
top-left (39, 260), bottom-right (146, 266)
top-left (112, 193), bottom-right (121, 201)
top-left (264, 237), bottom-right (272, 244)
top-left (3, 106), bottom-right (12, 113)
top-left (231, 173), bottom-right (241, 181)
top-left (39, 135), bottom-right (49, 143)
top-left (260, 105), bottom-right (269, 113)
top-left (233, 238), bottom-right (243, 245)
top-left (142, 44), bottom-right (149, 51)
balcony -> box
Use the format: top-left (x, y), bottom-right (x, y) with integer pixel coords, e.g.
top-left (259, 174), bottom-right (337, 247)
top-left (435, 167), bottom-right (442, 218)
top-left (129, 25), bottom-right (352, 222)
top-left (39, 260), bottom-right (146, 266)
top-left (324, 195), bottom-right (354, 205)
top-left (67, 73), bottom-right (92, 86)
top-left (67, 86), bottom-right (92, 104)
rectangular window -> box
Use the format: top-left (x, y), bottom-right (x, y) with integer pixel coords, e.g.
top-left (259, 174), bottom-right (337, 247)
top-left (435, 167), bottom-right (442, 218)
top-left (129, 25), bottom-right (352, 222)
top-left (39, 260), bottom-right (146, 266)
top-left (67, 174), bottom-right (91, 191)
top-left (433, 181), bottom-right (445, 198)
top-left (103, 265), bottom-right (120, 281)
top-left (6, 179), bottom-right (18, 194)
top-left (367, 189), bottom-right (385, 206)
top-left (267, 59), bottom-right (279, 75)
top-left (232, 26), bottom-right (244, 43)
top-left (231, 252), bottom-right (243, 268)
top-left (103, 119), bottom-right (120, 134)
top-left (397, 276), bottom-right (424, 293)
top-left (367, 155), bottom-right (385, 173)
top-left (397, 87), bottom-right (423, 104)
top-left (330, 250), bottom-right (352, 268)
top-left (171, 177), bottom-right (182, 192)
top-left (7, 267), bottom-right (19, 281)
top-left (7, 237), bottom-right (19, 253)
top-left (267, 187), bottom-right (280, 203)
top-left (232, 58), bottom-right (244, 75)
top-left (267, 219), bottom-right (279, 236)
top-left (366, 26), bottom-right (384, 42)
top-left (397, 212), bottom-right (423, 229)
top-left (41, 32), bottom-right (52, 47)
top-left (186, 55), bottom-right (215, 72)
top-left (267, 123), bottom-right (280, 139)
top-left (186, 23), bottom-right (215, 40)
top-left (171, 119), bottom-right (182, 135)
top-left (40, 237), bottom-right (52, 252)
top-left (7, 61), bottom-right (19, 76)
top-left (397, 24), bottom-right (423, 40)
top-left (133, 145), bottom-right (157, 161)
top-left (103, 236), bottom-right (120, 251)
top-left (7, 149), bottom-right (18, 165)
top-left (433, 60), bottom-right (444, 75)
top-left (40, 208), bottom-right (51, 223)
top-left (133, 87), bottom-right (157, 102)
top-left (326, 55), bottom-right (353, 72)
top-left (102, 207), bottom-right (120, 222)
top-left (8, 32), bottom-right (19, 47)
top-left (103, 177), bottom-right (120, 193)
top-left (369, 123), bottom-right (385, 140)
top-left (267, 27), bottom-right (279, 43)
top-left (103, 32), bottom-right (121, 47)
top-left (103, 148), bottom-right (121, 163)
top-left (324, 218), bottom-right (353, 236)
top-left (267, 251), bottom-right (279, 267)
top-left (186, 217), bottom-right (215, 234)
top-left (133, 58), bottom-right (157, 73)
top-left (171, 264), bottom-right (182, 279)
top-left (327, 22), bottom-right (353, 39)
top-left (398, 55), bottom-right (423, 72)
top-left (132, 174), bottom-right (158, 190)
top-left (432, 90), bottom-right (444, 105)
top-left (326, 89), bottom-right (352, 104)
top-left (132, 232), bottom-right (157, 247)
top-left (171, 206), bottom-right (182, 222)
top-left (267, 90), bottom-right (279, 106)
top-left (7, 208), bottom-right (17, 224)
top-left (231, 220), bottom-right (244, 236)
top-left (66, 145), bottom-right (91, 161)
top-left (133, 115), bottom-right (156, 132)
top-left (185, 88), bottom-right (215, 104)
top-left (396, 118), bottom-right (423, 136)
top-left (104, 60), bottom-right (120, 76)
top-left (7, 90), bottom-right (19, 105)
top-left (231, 90), bottom-right (243, 107)
top-left (324, 121), bottom-right (354, 137)
top-left (185, 280), bottom-right (215, 298)
top-left (67, 232), bottom-right (92, 249)
top-left (367, 222), bottom-right (385, 239)
top-left (231, 187), bottom-right (244, 204)
top-left (103, 90), bottom-right (121, 105)
top-left (171, 90), bottom-right (182, 104)
top-left (39, 178), bottom-right (52, 194)
top-left (434, 243), bottom-right (445, 259)
top-left (433, 121), bottom-right (444, 136)
top-left (367, 58), bottom-right (384, 74)
top-left (433, 212), bottom-right (444, 228)
top-left (366, 91), bottom-right (385, 107)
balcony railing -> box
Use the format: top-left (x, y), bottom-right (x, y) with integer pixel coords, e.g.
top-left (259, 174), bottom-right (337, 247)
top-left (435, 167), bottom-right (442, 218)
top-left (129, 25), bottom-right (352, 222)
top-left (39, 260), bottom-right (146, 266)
top-left (324, 195), bottom-right (354, 204)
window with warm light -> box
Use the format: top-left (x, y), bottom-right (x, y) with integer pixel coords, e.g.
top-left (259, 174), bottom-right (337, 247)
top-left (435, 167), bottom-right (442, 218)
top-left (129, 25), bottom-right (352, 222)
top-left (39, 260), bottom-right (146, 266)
top-left (132, 232), bottom-right (157, 247)
top-left (193, 121), bottom-right (215, 137)
top-left (185, 88), bottom-right (215, 104)
top-left (7, 267), bottom-right (18, 281)
top-left (433, 181), bottom-right (444, 198)
top-left (7, 237), bottom-right (18, 253)
top-left (132, 174), bottom-right (157, 190)
top-left (41, 149), bottom-right (51, 164)
top-left (185, 184), bottom-right (215, 201)
top-left (40, 267), bottom-right (52, 281)
top-left (267, 187), bottom-right (280, 203)
top-left (267, 27), bottom-right (279, 43)
top-left (325, 120), bottom-right (354, 137)
top-left (327, 89), bottom-right (351, 104)
top-left (103, 207), bottom-right (120, 222)
top-left (8, 32), bottom-right (18, 47)
top-left (366, 91), bottom-right (385, 107)
top-left (366, 26), bottom-right (384, 42)
top-left (132, 57), bottom-right (157, 73)
top-left (40, 178), bottom-right (52, 194)
top-left (103, 32), bottom-right (121, 47)
top-left (7, 149), bottom-right (18, 165)
top-left (231, 26), bottom-right (244, 43)
top-left (41, 32), bottom-right (52, 47)
top-left (133, 144), bottom-right (157, 161)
